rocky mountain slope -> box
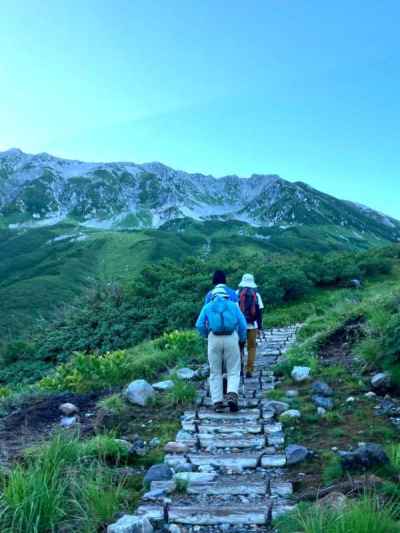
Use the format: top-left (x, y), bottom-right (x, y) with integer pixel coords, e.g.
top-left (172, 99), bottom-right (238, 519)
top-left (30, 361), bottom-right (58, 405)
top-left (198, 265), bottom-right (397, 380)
top-left (1, 148), bottom-right (399, 242)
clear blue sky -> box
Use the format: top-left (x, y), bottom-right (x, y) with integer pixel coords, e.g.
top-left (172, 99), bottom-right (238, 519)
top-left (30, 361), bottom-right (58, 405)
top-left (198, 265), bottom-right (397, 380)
top-left (1, 1), bottom-right (399, 218)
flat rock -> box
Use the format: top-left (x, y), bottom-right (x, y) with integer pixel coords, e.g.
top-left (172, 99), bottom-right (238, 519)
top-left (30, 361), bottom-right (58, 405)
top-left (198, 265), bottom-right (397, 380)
top-left (196, 422), bottom-right (263, 435)
top-left (261, 454), bottom-right (286, 467)
top-left (150, 480), bottom-right (176, 494)
top-left (261, 400), bottom-right (290, 415)
top-left (136, 505), bottom-right (164, 522)
top-left (187, 481), bottom-right (267, 496)
top-left (164, 442), bottom-right (189, 454)
top-left (270, 481), bottom-right (293, 497)
top-left (152, 380), bottom-right (174, 391)
top-left (107, 514), bottom-right (153, 533)
top-left (165, 455), bottom-right (192, 469)
top-left (280, 409), bottom-right (301, 419)
top-left (174, 472), bottom-right (217, 485)
top-left (196, 408), bottom-right (261, 422)
top-left (168, 505), bottom-right (270, 525)
top-left (177, 368), bottom-right (196, 380)
top-left (188, 453), bottom-right (261, 469)
top-left (198, 434), bottom-right (266, 450)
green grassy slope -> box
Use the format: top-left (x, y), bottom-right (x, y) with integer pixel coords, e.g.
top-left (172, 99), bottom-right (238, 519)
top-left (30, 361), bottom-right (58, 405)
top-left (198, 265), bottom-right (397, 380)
top-left (0, 218), bottom-right (395, 338)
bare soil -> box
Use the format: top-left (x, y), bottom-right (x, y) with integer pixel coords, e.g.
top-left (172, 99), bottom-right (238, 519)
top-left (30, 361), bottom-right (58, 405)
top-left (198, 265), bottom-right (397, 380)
top-left (0, 391), bottom-right (104, 465)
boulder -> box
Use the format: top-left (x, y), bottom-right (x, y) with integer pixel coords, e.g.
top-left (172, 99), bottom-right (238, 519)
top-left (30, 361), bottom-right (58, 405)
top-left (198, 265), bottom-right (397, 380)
top-left (286, 444), bottom-right (309, 465)
top-left (312, 381), bottom-right (333, 397)
top-left (365, 391), bottom-right (377, 399)
top-left (144, 464), bottom-right (173, 484)
top-left (176, 368), bottom-right (196, 380)
top-left (339, 443), bottom-right (389, 470)
top-left (317, 407), bottom-right (327, 417)
top-left (126, 380), bottom-right (155, 407)
top-left (107, 514), bottom-right (153, 533)
top-left (317, 492), bottom-right (348, 511)
top-left (59, 402), bottom-right (79, 416)
top-left (312, 395), bottom-right (334, 410)
top-left (291, 366), bottom-right (311, 382)
top-left (285, 389), bottom-right (299, 398)
top-left (152, 380), bottom-right (174, 391)
top-left (262, 400), bottom-right (290, 415)
top-left (371, 372), bottom-right (391, 390)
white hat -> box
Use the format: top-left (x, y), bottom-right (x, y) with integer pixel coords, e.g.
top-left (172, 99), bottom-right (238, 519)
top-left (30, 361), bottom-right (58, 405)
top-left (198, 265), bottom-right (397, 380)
top-left (211, 286), bottom-right (229, 299)
top-left (238, 273), bottom-right (257, 288)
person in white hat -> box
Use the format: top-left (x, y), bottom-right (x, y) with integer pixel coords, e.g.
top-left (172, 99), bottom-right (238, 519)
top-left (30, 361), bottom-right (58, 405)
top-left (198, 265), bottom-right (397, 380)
top-left (237, 273), bottom-right (264, 377)
top-left (196, 286), bottom-right (247, 412)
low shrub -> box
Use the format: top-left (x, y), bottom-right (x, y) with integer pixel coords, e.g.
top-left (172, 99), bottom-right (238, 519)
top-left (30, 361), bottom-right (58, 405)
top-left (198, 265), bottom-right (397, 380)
top-left (38, 330), bottom-right (204, 393)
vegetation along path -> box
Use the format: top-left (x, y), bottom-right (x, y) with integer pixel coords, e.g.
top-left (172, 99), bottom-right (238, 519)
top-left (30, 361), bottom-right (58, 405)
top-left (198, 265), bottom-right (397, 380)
top-left (135, 326), bottom-right (300, 532)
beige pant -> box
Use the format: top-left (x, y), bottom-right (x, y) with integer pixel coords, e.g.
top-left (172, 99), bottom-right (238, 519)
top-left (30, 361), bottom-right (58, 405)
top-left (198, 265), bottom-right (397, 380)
top-left (208, 331), bottom-right (241, 404)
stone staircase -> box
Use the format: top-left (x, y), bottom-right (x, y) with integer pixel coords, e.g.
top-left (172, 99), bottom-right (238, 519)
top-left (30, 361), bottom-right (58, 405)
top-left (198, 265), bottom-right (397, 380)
top-left (138, 326), bottom-right (300, 532)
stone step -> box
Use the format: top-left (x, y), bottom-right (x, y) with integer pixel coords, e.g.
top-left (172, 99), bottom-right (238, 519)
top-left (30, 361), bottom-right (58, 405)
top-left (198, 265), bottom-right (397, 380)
top-left (136, 505), bottom-right (164, 522)
top-left (202, 397), bottom-right (260, 408)
top-left (196, 422), bottom-right (263, 434)
top-left (168, 505), bottom-right (271, 525)
top-left (198, 433), bottom-right (266, 450)
top-left (188, 452), bottom-right (262, 470)
top-left (185, 409), bottom-right (261, 423)
top-left (174, 472), bottom-right (217, 485)
top-left (187, 480), bottom-right (268, 496)
top-left (270, 480), bottom-right (293, 497)
top-left (261, 454), bottom-right (286, 467)
top-left (267, 432), bottom-right (285, 446)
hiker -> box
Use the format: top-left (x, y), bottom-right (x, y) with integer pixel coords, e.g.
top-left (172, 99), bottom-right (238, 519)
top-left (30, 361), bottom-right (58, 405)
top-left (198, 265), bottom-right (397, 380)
top-left (196, 286), bottom-right (247, 412)
top-left (204, 270), bottom-right (238, 304)
top-left (237, 273), bottom-right (264, 378)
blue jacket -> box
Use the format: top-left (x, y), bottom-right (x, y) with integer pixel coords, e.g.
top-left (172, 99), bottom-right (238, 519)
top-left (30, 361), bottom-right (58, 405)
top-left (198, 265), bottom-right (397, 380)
top-left (196, 297), bottom-right (248, 342)
top-left (204, 284), bottom-right (238, 304)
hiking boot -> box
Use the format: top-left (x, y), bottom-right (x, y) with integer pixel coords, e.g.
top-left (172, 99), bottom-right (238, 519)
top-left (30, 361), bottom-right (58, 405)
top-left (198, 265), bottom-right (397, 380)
top-left (227, 392), bottom-right (239, 412)
top-left (246, 371), bottom-right (253, 379)
top-left (213, 401), bottom-right (225, 412)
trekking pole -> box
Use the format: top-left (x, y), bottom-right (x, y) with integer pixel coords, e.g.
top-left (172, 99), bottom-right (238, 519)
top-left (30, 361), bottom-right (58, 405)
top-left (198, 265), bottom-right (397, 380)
top-left (240, 344), bottom-right (246, 395)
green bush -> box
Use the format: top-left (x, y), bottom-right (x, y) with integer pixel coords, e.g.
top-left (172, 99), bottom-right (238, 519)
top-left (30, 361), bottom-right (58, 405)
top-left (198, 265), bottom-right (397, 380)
top-left (38, 330), bottom-right (204, 393)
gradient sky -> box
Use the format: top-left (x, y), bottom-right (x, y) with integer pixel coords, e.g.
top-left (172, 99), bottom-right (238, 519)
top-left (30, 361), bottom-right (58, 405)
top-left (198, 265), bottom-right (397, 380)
top-left (1, 1), bottom-right (399, 218)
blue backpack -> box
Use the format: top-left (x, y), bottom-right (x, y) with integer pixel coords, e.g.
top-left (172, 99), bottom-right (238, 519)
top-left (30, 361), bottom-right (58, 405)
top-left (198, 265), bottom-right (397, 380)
top-left (207, 298), bottom-right (238, 335)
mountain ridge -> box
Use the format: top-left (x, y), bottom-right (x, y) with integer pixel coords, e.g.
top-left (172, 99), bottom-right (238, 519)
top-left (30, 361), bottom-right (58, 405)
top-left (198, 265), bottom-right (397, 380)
top-left (0, 148), bottom-right (399, 243)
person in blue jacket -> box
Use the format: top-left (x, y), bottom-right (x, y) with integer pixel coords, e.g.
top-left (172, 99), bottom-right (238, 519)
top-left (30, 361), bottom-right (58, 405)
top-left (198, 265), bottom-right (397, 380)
top-left (196, 286), bottom-right (247, 412)
top-left (204, 270), bottom-right (238, 304)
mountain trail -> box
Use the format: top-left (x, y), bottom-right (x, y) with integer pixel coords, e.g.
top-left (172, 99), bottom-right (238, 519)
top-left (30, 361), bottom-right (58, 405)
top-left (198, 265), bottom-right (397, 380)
top-left (137, 326), bottom-right (300, 532)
